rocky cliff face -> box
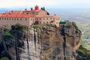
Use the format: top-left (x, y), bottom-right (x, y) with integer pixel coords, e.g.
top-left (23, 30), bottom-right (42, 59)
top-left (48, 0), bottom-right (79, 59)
top-left (0, 21), bottom-right (81, 60)
top-left (35, 22), bottom-right (81, 60)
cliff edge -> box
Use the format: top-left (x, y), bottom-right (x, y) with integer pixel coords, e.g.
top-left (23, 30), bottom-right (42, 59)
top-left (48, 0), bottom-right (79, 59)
top-left (36, 21), bottom-right (81, 60)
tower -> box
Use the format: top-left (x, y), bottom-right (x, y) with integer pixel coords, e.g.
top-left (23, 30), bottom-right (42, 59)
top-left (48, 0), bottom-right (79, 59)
top-left (35, 5), bottom-right (39, 11)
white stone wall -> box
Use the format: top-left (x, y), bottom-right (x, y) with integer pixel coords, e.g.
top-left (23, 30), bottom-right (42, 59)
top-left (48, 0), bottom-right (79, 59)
top-left (38, 10), bottom-right (47, 16)
top-left (0, 15), bottom-right (60, 28)
top-left (34, 16), bottom-right (60, 25)
top-left (0, 18), bottom-right (30, 28)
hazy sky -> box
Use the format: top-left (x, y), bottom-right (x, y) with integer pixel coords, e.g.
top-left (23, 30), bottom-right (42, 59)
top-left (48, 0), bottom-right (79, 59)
top-left (0, 0), bottom-right (90, 9)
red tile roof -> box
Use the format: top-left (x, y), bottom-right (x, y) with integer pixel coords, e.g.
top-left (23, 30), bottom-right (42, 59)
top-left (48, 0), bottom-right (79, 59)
top-left (0, 10), bottom-right (37, 18)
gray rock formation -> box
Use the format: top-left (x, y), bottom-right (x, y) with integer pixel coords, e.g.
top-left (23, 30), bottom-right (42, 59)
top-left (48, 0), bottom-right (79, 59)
top-left (36, 22), bottom-right (81, 60)
top-left (0, 21), bottom-right (81, 60)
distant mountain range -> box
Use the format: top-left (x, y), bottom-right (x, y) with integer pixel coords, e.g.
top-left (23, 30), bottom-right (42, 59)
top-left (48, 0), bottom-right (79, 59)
top-left (48, 8), bottom-right (90, 23)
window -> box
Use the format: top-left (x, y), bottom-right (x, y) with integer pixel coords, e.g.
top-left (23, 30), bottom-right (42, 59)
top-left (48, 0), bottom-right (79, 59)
top-left (0, 18), bottom-right (2, 20)
top-left (12, 18), bottom-right (14, 20)
top-left (18, 18), bottom-right (20, 20)
top-left (5, 18), bottom-right (7, 20)
top-left (8, 18), bottom-right (10, 20)
top-left (8, 18), bottom-right (11, 20)
top-left (20, 18), bottom-right (22, 20)
top-left (2, 18), bottom-right (4, 20)
top-left (4, 18), bottom-right (5, 20)
top-left (6, 18), bottom-right (8, 20)
top-left (17, 18), bottom-right (19, 20)
top-left (25, 18), bottom-right (27, 20)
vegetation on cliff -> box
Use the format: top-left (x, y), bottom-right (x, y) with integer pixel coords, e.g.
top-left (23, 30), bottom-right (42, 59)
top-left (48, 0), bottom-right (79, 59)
top-left (0, 24), bottom-right (25, 60)
top-left (76, 45), bottom-right (90, 60)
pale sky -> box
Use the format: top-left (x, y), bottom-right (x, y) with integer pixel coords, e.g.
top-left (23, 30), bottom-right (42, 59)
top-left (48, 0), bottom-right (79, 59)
top-left (0, 0), bottom-right (90, 8)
